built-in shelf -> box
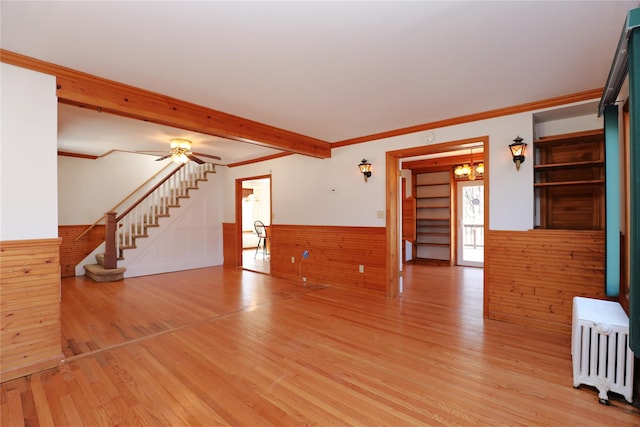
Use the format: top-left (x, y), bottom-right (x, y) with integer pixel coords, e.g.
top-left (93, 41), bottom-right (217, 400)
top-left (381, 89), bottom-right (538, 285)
top-left (533, 160), bottom-right (604, 170)
top-left (414, 171), bottom-right (451, 262)
top-left (534, 179), bottom-right (605, 187)
top-left (534, 129), bottom-right (604, 230)
top-left (415, 242), bottom-right (449, 247)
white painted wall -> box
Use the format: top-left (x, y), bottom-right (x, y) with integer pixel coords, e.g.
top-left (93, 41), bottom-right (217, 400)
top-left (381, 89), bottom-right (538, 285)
top-left (224, 148), bottom-right (385, 227)
top-left (1, 64), bottom-right (58, 240)
top-left (58, 152), bottom-right (169, 224)
top-left (224, 100), bottom-right (601, 232)
top-left (535, 113), bottom-right (603, 139)
top-left (119, 171), bottom-right (224, 278)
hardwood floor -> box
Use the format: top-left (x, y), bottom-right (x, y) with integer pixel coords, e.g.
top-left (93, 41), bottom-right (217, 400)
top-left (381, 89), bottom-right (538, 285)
top-left (242, 248), bottom-right (270, 275)
top-left (2, 265), bottom-right (638, 426)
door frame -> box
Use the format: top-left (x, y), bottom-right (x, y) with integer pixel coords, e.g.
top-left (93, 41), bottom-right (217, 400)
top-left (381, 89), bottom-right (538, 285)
top-left (235, 174), bottom-right (272, 270)
top-left (386, 136), bottom-right (489, 314)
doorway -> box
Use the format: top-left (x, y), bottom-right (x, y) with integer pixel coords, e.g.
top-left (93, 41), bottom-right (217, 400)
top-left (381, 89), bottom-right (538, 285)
top-left (386, 136), bottom-right (489, 308)
top-left (236, 176), bottom-right (272, 274)
top-left (456, 180), bottom-right (484, 267)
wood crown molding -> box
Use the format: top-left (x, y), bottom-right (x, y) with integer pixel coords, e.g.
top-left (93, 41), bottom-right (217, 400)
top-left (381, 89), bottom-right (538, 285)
top-left (332, 89), bottom-right (604, 147)
top-left (1, 49), bottom-right (331, 159)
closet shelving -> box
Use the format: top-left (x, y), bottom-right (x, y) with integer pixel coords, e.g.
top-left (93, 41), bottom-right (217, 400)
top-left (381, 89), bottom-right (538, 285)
top-left (414, 171), bottom-right (451, 261)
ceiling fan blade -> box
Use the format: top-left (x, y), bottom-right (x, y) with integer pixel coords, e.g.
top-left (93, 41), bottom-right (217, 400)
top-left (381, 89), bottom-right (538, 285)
top-left (155, 154), bottom-right (172, 161)
top-left (187, 154), bottom-right (206, 164)
top-left (192, 152), bottom-right (222, 161)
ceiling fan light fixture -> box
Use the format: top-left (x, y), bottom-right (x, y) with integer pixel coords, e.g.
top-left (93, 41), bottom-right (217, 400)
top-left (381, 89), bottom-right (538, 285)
top-left (168, 138), bottom-right (193, 163)
top-left (170, 138), bottom-right (192, 151)
top-left (156, 137), bottom-right (220, 164)
top-left (172, 152), bottom-right (189, 163)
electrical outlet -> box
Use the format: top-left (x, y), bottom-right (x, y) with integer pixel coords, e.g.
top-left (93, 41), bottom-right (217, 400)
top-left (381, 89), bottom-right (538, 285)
top-left (359, 264), bottom-right (364, 273)
top-left (291, 256), bottom-right (295, 264)
top-left (377, 210), bottom-right (385, 219)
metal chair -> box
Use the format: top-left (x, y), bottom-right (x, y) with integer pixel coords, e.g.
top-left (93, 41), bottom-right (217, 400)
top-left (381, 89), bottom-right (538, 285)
top-left (254, 220), bottom-right (269, 259)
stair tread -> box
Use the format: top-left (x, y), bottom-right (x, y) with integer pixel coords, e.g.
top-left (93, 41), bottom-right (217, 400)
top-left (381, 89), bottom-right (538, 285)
top-left (84, 264), bottom-right (126, 283)
top-left (84, 264), bottom-right (126, 274)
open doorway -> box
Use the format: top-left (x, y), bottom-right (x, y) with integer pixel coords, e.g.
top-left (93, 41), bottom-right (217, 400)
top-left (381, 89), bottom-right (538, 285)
top-left (236, 176), bottom-right (272, 274)
top-left (387, 137), bottom-right (489, 307)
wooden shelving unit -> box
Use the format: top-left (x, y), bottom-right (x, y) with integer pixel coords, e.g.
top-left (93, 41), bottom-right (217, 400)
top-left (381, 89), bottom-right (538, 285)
top-left (414, 171), bottom-right (451, 261)
top-left (534, 129), bottom-right (605, 230)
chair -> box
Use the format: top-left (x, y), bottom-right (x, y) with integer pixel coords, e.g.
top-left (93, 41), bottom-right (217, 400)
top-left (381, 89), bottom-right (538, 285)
top-left (254, 220), bottom-right (269, 259)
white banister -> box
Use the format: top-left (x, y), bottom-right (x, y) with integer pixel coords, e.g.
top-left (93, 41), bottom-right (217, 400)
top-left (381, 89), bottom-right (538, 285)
top-left (114, 162), bottom-right (215, 259)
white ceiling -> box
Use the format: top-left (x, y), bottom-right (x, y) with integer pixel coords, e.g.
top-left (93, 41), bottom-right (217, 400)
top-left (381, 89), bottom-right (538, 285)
top-left (1, 1), bottom-right (636, 164)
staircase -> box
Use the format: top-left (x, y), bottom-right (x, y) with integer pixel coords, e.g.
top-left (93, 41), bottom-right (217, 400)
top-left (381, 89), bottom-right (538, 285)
top-left (83, 162), bottom-right (216, 282)
top-left (84, 253), bottom-right (127, 282)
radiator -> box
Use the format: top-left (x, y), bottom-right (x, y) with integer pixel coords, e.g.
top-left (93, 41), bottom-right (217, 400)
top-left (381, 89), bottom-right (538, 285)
top-left (572, 296), bottom-right (633, 404)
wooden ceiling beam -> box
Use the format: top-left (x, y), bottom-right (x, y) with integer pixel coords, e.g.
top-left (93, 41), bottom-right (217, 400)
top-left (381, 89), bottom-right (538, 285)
top-left (1, 49), bottom-right (331, 159)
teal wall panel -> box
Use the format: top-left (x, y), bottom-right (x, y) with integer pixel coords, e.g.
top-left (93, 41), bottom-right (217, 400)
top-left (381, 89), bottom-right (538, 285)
top-left (604, 105), bottom-right (620, 297)
top-left (628, 27), bottom-right (640, 354)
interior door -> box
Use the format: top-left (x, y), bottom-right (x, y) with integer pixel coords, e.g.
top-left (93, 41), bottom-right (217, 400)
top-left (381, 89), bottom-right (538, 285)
top-left (456, 180), bottom-right (484, 267)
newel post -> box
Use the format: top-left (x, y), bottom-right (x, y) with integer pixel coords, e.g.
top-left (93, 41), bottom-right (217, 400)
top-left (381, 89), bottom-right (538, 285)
top-left (104, 211), bottom-right (117, 269)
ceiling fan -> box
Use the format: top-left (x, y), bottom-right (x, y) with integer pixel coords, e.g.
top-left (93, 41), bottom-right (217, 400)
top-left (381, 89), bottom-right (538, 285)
top-left (153, 138), bottom-right (222, 164)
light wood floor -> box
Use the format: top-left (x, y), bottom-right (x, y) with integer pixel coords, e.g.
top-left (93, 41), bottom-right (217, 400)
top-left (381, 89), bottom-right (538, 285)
top-left (2, 265), bottom-right (638, 426)
top-left (242, 248), bottom-right (270, 275)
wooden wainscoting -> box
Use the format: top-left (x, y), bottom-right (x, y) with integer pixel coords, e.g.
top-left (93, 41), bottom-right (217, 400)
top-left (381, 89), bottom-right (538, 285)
top-left (222, 222), bottom-right (237, 267)
top-left (270, 225), bottom-right (386, 295)
top-left (58, 225), bottom-right (105, 277)
top-left (486, 229), bottom-right (606, 334)
top-left (0, 238), bottom-right (64, 382)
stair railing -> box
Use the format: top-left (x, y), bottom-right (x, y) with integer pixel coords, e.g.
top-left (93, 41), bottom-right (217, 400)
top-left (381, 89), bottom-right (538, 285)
top-left (74, 163), bottom-right (174, 242)
top-left (103, 162), bottom-right (215, 269)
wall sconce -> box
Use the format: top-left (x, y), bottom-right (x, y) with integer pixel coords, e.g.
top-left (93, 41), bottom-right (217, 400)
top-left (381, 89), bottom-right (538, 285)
top-left (358, 159), bottom-right (372, 182)
top-left (509, 136), bottom-right (527, 171)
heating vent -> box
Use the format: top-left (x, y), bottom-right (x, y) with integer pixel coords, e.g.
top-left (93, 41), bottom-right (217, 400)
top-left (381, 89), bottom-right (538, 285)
top-left (572, 297), bottom-right (633, 404)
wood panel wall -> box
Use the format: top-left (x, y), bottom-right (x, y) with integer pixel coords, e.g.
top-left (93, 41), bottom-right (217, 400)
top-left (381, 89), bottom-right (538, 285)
top-left (486, 229), bottom-right (607, 335)
top-left (58, 225), bottom-right (105, 277)
top-left (0, 238), bottom-right (63, 382)
top-left (222, 222), bottom-right (237, 267)
top-left (270, 225), bottom-right (386, 295)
